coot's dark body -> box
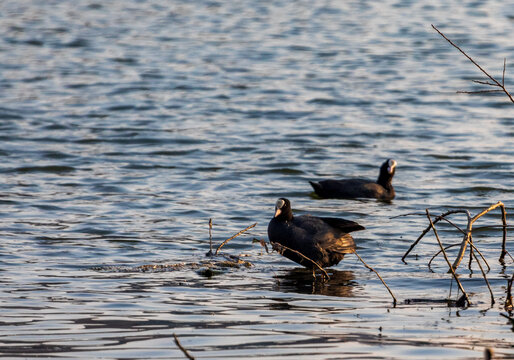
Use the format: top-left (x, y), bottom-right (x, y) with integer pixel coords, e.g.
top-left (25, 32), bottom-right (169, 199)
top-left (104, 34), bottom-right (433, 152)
top-left (310, 159), bottom-right (397, 201)
top-left (268, 198), bottom-right (364, 269)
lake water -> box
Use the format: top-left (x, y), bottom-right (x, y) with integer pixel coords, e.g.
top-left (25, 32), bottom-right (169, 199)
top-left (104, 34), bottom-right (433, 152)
top-left (0, 0), bottom-right (513, 359)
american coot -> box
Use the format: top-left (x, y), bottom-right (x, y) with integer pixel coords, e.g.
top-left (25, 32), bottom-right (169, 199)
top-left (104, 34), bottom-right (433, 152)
top-left (267, 198), bottom-right (364, 269)
top-left (309, 159), bottom-right (397, 201)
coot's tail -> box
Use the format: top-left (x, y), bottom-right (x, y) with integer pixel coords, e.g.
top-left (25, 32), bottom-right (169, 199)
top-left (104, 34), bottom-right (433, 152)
top-left (309, 181), bottom-right (323, 196)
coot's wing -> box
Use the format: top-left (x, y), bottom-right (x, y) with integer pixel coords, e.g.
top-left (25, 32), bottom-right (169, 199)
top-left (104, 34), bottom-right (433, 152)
top-left (313, 178), bottom-right (374, 198)
top-left (319, 217), bottom-right (365, 233)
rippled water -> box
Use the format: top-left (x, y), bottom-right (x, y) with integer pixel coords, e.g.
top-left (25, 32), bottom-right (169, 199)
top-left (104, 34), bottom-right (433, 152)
top-left (1, 0), bottom-right (513, 358)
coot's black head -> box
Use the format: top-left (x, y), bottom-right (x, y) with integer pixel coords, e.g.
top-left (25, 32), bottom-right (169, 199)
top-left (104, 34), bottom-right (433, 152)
top-left (273, 198), bottom-right (293, 221)
top-left (377, 159), bottom-right (397, 186)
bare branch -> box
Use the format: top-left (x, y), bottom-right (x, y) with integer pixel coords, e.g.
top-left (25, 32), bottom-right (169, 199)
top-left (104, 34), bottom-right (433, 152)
top-left (456, 90), bottom-right (503, 94)
top-left (499, 203), bottom-right (508, 263)
top-left (506, 273), bottom-right (513, 311)
top-left (402, 209), bottom-right (470, 263)
top-left (426, 209), bottom-right (470, 306)
top-left (206, 218), bottom-right (213, 256)
top-left (503, 58), bottom-right (506, 86)
top-left (471, 249), bottom-right (494, 306)
top-left (215, 223), bottom-right (257, 255)
top-left (428, 243), bottom-right (460, 268)
top-left (472, 79), bottom-right (500, 87)
top-left (432, 24), bottom-right (514, 104)
top-left (469, 239), bottom-right (491, 271)
top-left (173, 333), bottom-right (195, 360)
top-left (353, 250), bottom-right (397, 306)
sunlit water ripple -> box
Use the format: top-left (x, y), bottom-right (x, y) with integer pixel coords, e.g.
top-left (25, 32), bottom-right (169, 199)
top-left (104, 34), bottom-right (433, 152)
top-left (0, 0), bottom-right (513, 359)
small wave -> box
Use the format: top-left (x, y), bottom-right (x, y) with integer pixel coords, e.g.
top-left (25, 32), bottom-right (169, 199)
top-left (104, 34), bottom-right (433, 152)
top-left (108, 86), bottom-right (151, 95)
top-left (308, 98), bottom-right (373, 106)
top-left (427, 154), bottom-right (473, 160)
top-left (9, 165), bottom-right (76, 174)
top-left (448, 186), bottom-right (512, 194)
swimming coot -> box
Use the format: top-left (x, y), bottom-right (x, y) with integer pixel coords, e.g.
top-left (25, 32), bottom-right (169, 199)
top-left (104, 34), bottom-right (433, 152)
top-left (309, 159), bottom-right (397, 200)
top-left (267, 198), bottom-right (364, 268)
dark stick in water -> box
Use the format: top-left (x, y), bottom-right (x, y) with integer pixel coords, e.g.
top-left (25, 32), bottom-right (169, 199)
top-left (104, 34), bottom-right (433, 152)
top-left (206, 218), bottom-right (213, 256)
top-left (173, 333), bottom-right (195, 360)
top-left (505, 273), bottom-right (513, 311)
top-left (353, 250), bottom-right (397, 306)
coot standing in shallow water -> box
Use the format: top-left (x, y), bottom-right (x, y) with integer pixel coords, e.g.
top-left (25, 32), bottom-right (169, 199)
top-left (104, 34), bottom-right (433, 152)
top-left (267, 198), bottom-right (364, 268)
top-left (309, 159), bottom-right (397, 200)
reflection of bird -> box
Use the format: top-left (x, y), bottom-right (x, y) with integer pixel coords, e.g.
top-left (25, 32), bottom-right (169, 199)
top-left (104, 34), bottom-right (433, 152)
top-left (484, 347), bottom-right (494, 360)
top-left (267, 198), bottom-right (364, 269)
top-left (273, 268), bottom-right (356, 298)
top-left (309, 159), bottom-right (397, 200)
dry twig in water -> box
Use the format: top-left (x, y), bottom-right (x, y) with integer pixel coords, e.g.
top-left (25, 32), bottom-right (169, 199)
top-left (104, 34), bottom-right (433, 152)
top-left (214, 222), bottom-right (257, 255)
top-left (432, 24), bottom-right (514, 104)
top-left (400, 202), bottom-right (510, 306)
top-left (173, 333), bottom-right (195, 360)
top-left (401, 209), bottom-right (470, 263)
top-left (428, 236), bottom-right (491, 272)
top-left (452, 201), bottom-right (508, 269)
top-left (426, 209), bottom-right (470, 306)
top-left (470, 248), bottom-right (495, 305)
top-left (254, 238), bottom-right (269, 254)
top-left (353, 251), bottom-right (397, 306)
top-left (402, 202), bottom-right (508, 269)
top-left (506, 273), bottom-right (513, 311)
top-left (206, 218), bottom-right (214, 256)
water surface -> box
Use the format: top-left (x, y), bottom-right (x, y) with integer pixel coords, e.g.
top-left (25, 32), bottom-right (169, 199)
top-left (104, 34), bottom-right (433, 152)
top-left (0, 0), bottom-right (513, 358)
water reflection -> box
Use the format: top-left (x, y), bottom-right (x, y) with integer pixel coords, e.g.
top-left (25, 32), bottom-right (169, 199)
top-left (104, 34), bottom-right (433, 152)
top-left (274, 268), bottom-right (356, 298)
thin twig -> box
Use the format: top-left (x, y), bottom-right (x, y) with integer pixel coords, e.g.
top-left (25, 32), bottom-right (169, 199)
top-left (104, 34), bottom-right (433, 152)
top-left (456, 90), bottom-right (503, 94)
top-left (215, 222), bottom-right (257, 255)
top-left (426, 209), bottom-right (470, 306)
top-left (257, 238), bottom-right (269, 254)
top-left (506, 251), bottom-right (514, 262)
top-left (206, 218), bottom-right (213, 256)
top-left (440, 216), bottom-right (465, 233)
top-left (432, 24), bottom-right (514, 104)
top-left (428, 243), bottom-right (461, 268)
top-left (469, 239), bottom-right (491, 271)
top-left (353, 250), bottom-right (397, 306)
top-left (468, 235), bottom-right (474, 271)
top-left (499, 203), bottom-right (508, 263)
top-left (271, 242), bottom-right (329, 280)
top-left (506, 273), bottom-right (513, 311)
top-left (451, 209), bottom-right (473, 271)
top-left (452, 201), bottom-right (506, 269)
top-left (500, 313), bottom-right (514, 323)
top-left (472, 80), bottom-right (498, 86)
top-left (470, 249), bottom-right (494, 306)
top-left (173, 333), bottom-right (195, 360)
top-left (503, 58), bottom-right (506, 86)
top-left (428, 235), bottom-right (490, 272)
top-left (402, 209), bottom-right (469, 262)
